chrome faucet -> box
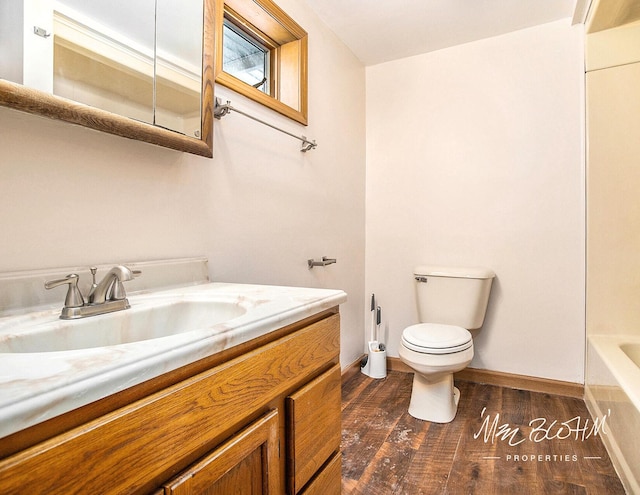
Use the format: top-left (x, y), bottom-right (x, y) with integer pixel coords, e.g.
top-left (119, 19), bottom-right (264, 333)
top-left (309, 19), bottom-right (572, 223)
top-left (87, 266), bottom-right (134, 304)
top-left (45, 265), bottom-right (140, 319)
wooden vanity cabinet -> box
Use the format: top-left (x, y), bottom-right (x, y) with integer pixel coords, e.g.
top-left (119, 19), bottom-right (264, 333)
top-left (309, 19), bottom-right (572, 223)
top-left (0, 311), bottom-right (342, 495)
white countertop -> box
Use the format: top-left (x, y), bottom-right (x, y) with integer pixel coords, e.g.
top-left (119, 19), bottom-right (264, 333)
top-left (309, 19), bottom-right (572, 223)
top-left (0, 282), bottom-right (347, 439)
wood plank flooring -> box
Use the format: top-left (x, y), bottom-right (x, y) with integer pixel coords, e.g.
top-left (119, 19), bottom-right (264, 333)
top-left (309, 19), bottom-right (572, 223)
top-left (341, 371), bottom-right (625, 495)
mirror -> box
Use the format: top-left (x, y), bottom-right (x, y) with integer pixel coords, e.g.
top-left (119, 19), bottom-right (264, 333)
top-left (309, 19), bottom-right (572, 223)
top-left (0, 0), bottom-right (214, 157)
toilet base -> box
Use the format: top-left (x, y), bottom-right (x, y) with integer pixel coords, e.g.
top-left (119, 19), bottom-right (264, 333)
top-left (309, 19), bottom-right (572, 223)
top-left (407, 372), bottom-right (460, 423)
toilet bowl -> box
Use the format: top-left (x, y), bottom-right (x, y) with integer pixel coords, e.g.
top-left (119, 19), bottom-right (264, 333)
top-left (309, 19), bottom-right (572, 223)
top-left (398, 265), bottom-right (494, 423)
top-left (399, 323), bottom-right (474, 422)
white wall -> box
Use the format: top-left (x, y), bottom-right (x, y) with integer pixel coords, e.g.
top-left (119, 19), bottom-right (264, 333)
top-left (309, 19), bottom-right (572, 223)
top-left (365, 20), bottom-right (585, 382)
top-left (0, 0), bottom-right (366, 369)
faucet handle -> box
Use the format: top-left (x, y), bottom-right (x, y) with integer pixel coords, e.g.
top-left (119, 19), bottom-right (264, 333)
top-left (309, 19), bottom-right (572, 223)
top-left (44, 274), bottom-right (85, 308)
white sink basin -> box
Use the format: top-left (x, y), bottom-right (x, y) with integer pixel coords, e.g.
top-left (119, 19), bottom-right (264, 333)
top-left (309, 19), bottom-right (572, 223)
top-left (0, 298), bottom-right (247, 353)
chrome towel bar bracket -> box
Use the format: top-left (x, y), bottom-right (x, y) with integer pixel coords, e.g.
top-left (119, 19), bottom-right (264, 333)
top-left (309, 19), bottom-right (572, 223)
top-left (308, 256), bottom-right (337, 269)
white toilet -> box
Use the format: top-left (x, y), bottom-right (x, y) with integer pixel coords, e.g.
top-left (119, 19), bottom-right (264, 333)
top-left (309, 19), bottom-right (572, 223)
top-left (399, 266), bottom-right (495, 423)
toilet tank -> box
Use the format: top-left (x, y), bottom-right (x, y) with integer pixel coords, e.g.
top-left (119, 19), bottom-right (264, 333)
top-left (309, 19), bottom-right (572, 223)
top-left (414, 266), bottom-right (495, 329)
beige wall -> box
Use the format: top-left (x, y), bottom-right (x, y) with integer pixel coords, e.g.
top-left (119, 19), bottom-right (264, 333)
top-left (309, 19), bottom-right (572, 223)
top-left (0, 0), bottom-right (367, 369)
top-left (365, 19), bottom-right (586, 383)
top-left (586, 24), bottom-right (640, 338)
top-left (585, 20), bottom-right (640, 493)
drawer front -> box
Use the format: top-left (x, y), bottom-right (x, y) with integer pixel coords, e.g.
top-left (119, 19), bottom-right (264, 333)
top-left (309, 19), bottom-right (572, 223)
top-left (0, 313), bottom-right (340, 495)
top-left (299, 452), bottom-right (342, 495)
top-left (287, 364), bottom-right (342, 493)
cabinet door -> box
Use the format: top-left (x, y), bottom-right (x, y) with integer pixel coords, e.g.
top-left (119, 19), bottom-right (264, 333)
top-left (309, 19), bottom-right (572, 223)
top-left (163, 409), bottom-right (280, 495)
top-left (286, 364), bottom-right (341, 493)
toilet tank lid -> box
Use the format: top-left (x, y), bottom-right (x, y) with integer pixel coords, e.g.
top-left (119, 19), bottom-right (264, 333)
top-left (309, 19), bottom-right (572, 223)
top-left (414, 265), bottom-right (495, 279)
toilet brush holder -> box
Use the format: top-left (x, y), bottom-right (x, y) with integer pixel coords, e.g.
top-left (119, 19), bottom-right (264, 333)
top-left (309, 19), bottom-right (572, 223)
top-left (361, 347), bottom-right (387, 379)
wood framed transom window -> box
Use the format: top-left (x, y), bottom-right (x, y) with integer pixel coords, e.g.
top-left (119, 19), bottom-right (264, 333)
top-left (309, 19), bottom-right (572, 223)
top-left (215, 0), bottom-right (308, 125)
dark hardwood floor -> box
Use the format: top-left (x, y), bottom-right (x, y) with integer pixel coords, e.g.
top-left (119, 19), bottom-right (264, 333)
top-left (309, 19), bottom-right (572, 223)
top-left (341, 371), bottom-right (625, 495)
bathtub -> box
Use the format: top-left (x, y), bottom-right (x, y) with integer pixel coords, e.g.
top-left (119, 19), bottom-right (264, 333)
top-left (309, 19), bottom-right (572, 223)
top-left (586, 334), bottom-right (640, 494)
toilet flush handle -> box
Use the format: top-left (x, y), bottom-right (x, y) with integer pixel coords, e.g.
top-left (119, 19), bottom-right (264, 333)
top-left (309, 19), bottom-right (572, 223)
top-left (415, 276), bottom-right (428, 283)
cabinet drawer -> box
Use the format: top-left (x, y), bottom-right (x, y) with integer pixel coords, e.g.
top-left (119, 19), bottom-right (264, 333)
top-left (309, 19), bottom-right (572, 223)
top-left (163, 409), bottom-right (280, 495)
top-left (286, 364), bottom-right (341, 493)
top-left (299, 452), bottom-right (341, 495)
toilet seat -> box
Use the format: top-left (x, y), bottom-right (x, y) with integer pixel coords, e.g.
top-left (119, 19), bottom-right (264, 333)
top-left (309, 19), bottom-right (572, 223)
top-left (401, 323), bottom-right (472, 354)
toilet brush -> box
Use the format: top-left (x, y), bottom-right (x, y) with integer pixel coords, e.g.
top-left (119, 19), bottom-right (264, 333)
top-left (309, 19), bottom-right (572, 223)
top-left (370, 295), bottom-right (378, 351)
top-left (374, 305), bottom-right (381, 350)
top-left (361, 295), bottom-right (387, 378)
top-left (361, 294), bottom-right (375, 372)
